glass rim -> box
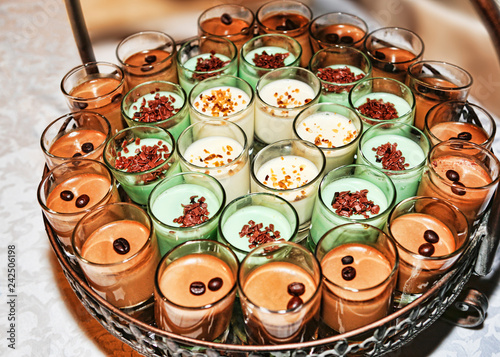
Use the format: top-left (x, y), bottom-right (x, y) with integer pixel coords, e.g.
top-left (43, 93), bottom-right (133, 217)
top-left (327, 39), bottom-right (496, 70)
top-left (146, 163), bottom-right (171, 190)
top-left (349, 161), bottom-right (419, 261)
top-left (407, 60), bottom-right (474, 91)
top-left (308, 11), bottom-right (368, 44)
top-left (37, 159), bottom-right (116, 216)
top-left (121, 80), bottom-right (188, 124)
top-left (147, 171), bottom-right (226, 231)
top-left (237, 241), bottom-right (322, 314)
top-left (387, 195), bottom-right (470, 261)
top-left (363, 26), bottom-right (425, 65)
top-left (72, 202), bottom-right (155, 267)
top-left (40, 111), bottom-right (112, 160)
top-left (255, 0), bottom-right (313, 33)
top-left (315, 222), bottom-right (399, 293)
top-left (250, 139), bottom-right (326, 194)
top-left (217, 192), bottom-right (300, 256)
top-left (60, 61), bottom-right (125, 101)
top-left (154, 239), bottom-right (238, 311)
top-left (198, 4), bottom-right (255, 38)
top-left (115, 31), bottom-right (177, 68)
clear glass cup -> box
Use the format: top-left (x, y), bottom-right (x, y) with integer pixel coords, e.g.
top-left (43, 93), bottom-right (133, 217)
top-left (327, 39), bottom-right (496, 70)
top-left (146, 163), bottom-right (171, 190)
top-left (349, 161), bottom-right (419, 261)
top-left (364, 27), bottom-right (424, 83)
top-left (177, 36), bottom-right (238, 94)
top-left (148, 172), bottom-right (226, 256)
top-left (239, 34), bottom-right (302, 89)
top-left (217, 192), bottom-right (299, 261)
top-left (40, 111), bottom-right (111, 169)
top-left (250, 139), bottom-right (325, 239)
top-left (121, 80), bottom-right (190, 140)
top-left (406, 60), bottom-right (473, 130)
top-left (103, 125), bottom-right (179, 206)
top-left (198, 4), bottom-right (255, 50)
top-left (309, 12), bottom-right (368, 53)
top-left (255, 66), bottom-right (321, 146)
top-left (424, 100), bottom-right (496, 150)
top-left (72, 202), bottom-right (160, 309)
top-left (356, 122), bottom-right (430, 203)
top-left (189, 75), bottom-right (255, 148)
top-left (293, 102), bottom-right (363, 173)
top-left (309, 45), bottom-right (372, 106)
top-left (61, 62), bottom-right (127, 135)
top-left (116, 31), bottom-right (178, 89)
top-left (37, 159), bottom-right (119, 256)
top-left (177, 120), bottom-right (250, 204)
top-left (387, 196), bottom-right (469, 306)
top-left (255, 0), bottom-right (313, 67)
top-left (315, 223), bottom-right (399, 333)
top-left (348, 77), bottom-right (415, 130)
top-left (154, 239), bottom-right (238, 341)
top-left (417, 140), bottom-right (500, 226)
top-left (238, 241), bottom-right (322, 344)
top-left (308, 164), bottom-right (397, 249)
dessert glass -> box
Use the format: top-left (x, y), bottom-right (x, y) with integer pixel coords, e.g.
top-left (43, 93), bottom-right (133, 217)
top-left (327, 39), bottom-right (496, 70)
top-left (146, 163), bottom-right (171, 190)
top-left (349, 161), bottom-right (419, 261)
top-left (308, 164), bottom-right (396, 249)
top-left (177, 120), bottom-right (250, 204)
top-left (417, 140), bottom-right (500, 226)
top-left (116, 31), bottom-right (178, 89)
top-left (197, 4), bottom-right (255, 50)
top-left (148, 172), bottom-right (225, 256)
top-left (238, 241), bottom-right (322, 344)
top-left (72, 202), bottom-right (160, 310)
top-left (424, 100), bottom-right (496, 150)
top-left (177, 36), bottom-right (238, 94)
top-left (38, 159), bottom-right (119, 256)
top-left (364, 27), bottom-right (424, 83)
top-left (61, 62), bottom-right (126, 135)
top-left (356, 122), bottom-right (430, 203)
top-left (348, 77), bottom-right (415, 130)
top-left (387, 196), bottom-right (469, 305)
top-left (41, 111), bottom-right (111, 169)
top-left (155, 239), bottom-right (238, 341)
top-left (293, 102), bottom-right (363, 173)
top-left (217, 192), bottom-right (299, 261)
top-left (121, 80), bottom-right (189, 140)
top-left (308, 12), bottom-right (368, 52)
top-left (309, 45), bottom-right (372, 105)
top-left (315, 223), bottom-right (399, 333)
top-left (239, 34), bottom-right (302, 89)
top-left (103, 125), bottom-right (179, 206)
top-left (255, 66), bottom-right (321, 146)
top-left (255, 0), bottom-right (313, 67)
top-left (406, 60), bottom-right (473, 130)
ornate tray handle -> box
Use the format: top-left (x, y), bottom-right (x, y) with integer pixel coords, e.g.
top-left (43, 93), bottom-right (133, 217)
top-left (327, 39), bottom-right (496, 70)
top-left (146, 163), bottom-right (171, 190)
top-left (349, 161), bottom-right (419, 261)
top-left (442, 288), bottom-right (489, 328)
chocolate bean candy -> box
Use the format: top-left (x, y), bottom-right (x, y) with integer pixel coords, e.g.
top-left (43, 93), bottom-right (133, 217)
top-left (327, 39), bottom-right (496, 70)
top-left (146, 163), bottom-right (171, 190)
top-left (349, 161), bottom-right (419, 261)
top-left (81, 142), bottom-right (94, 153)
top-left (75, 194), bottom-right (90, 208)
top-left (424, 230), bottom-right (439, 244)
top-left (60, 190), bottom-right (74, 201)
top-left (221, 13), bottom-right (232, 25)
top-left (342, 266), bottom-right (356, 281)
top-left (287, 296), bottom-right (303, 310)
top-left (341, 255), bottom-right (354, 265)
top-left (287, 282), bottom-right (305, 296)
top-left (446, 170), bottom-right (460, 182)
top-left (418, 243), bottom-right (435, 257)
top-left (113, 237), bottom-right (130, 255)
top-left (208, 277), bottom-right (223, 291)
top-left (145, 54), bottom-right (157, 64)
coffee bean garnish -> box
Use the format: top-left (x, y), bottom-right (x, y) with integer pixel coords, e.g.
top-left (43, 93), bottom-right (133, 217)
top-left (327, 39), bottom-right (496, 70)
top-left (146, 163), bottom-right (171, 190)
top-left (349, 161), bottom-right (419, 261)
top-left (325, 33), bottom-right (340, 43)
top-left (341, 255), bottom-right (354, 265)
top-left (340, 36), bottom-right (353, 44)
top-left (113, 237), bottom-right (130, 255)
top-left (374, 50), bottom-right (386, 60)
top-left (145, 54), bottom-right (157, 64)
top-left (418, 243), bottom-right (435, 257)
top-left (384, 63), bottom-right (396, 73)
top-left (287, 296), bottom-right (303, 310)
top-left (342, 266), bottom-right (356, 281)
top-left (60, 190), bottom-right (74, 201)
top-left (276, 25), bottom-right (288, 31)
top-left (221, 13), bottom-right (232, 25)
top-left (75, 194), bottom-right (90, 208)
top-left (424, 230), bottom-right (439, 244)
top-left (208, 277), bottom-right (223, 291)
top-left (457, 132), bottom-right (472, 141)
top-left (81, 142), bottom-right (94, 153)
top-left (287, 282), bottom-right (305, 296)
top-left (72, 152), bottom-right (82, 157)
top-left (140, 65), bottom-right (154, 72)
top-left (451, 181), bottom-right (466, 196)
top-left (75, 102), bottom-right (88, 110)
top-left (190, 281), bottom-right (206, 295)
top-left (285, 18), bottom-right (298, 30)
top-left (445, 170), bottom-right (460, 182)
top-left (111, 93), bottom-right (122, 102)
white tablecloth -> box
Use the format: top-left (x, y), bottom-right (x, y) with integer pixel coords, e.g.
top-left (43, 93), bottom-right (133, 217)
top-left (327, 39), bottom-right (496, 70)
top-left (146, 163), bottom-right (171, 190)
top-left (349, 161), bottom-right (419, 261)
top-left (1, 0), bottom-right (499, 356)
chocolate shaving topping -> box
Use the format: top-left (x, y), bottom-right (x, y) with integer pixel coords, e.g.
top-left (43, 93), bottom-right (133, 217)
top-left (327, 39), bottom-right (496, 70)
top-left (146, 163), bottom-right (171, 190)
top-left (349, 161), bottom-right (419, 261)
top-left (238, 220), bottom-right (284, 249)
top-left (115, 138), bottom-right (170, 177)
top-left (331, 189), bottom-right (380, 218)
top-left (132, 90), bottom-right (179, 123)
top-left (173, 195), bottom-right (210, 227)
top-left (372, 142), bottom-right (409, 171)
top-left (252, 50), bottom-right (290, 69)
top-left (316, 66), bottom-right (365, 93)
top-left (357, 98), bottom-right (398, 120)
top-left (193, 51), bottom-right (230, 80)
